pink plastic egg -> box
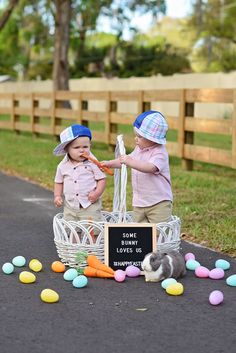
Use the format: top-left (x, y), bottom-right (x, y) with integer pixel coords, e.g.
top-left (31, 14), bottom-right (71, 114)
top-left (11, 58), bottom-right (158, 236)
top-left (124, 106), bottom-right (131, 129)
top-left (195, 266), bottom-right (210, 278)
top-left (114, 269), bottom-right (126, 282)
top-left (184, 253), bottom-right (195, 261)
top-left (209, 290), bottom-right (224, 305)
top-left (209, 268), bottom-right (225, 280)
top-left (125, 265), bottom-right (141, 278)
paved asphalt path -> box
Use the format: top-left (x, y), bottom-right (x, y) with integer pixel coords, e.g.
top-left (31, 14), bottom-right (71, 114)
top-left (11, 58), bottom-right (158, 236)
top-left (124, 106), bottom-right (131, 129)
top-left (0, 171), bottom-right (235, 353)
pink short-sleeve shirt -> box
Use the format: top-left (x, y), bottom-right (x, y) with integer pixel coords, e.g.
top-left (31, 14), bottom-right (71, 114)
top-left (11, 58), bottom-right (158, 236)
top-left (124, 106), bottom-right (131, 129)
top-left (129, 144), bottom-right (173, 207)
top-left (54, 154), bottom-right (106, 209)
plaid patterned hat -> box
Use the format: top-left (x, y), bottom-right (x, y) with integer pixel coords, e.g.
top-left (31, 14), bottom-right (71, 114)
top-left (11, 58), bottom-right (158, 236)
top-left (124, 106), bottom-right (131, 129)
top-left (133, 110), bottom-right (168, 144)
top-left (53, 124), bottom-right (92, 156)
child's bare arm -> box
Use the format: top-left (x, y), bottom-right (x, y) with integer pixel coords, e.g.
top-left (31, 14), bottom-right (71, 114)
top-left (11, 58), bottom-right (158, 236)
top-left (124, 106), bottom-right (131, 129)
top-left (101, 158), bottom-right (122, 169)
top-left (119, 155), bottom-right (157, 173)
top-left (88, 178), bottom-right (106, 203)
top-left (54, 182), bottom-right (63, 207)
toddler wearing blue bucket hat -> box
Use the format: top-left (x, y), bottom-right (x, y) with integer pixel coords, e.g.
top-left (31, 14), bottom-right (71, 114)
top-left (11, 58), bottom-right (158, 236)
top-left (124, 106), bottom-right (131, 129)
top-left (53, 124), bottom-right (106, 241)
top-left (102, 111), bottom-right (173, 224)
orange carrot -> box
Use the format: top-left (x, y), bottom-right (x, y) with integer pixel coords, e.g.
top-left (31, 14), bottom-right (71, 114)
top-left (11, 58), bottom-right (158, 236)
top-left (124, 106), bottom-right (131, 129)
top-left (81, 152), bottom-right (114, 176)
top-left (76, 252), bottom-right (115, 275)
top-left (83, 266), bottom-right (114, 278)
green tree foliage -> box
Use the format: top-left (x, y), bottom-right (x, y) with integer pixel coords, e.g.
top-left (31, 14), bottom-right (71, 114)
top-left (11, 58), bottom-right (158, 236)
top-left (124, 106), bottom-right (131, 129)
top-left (189, 0), bottom-right (236, 72)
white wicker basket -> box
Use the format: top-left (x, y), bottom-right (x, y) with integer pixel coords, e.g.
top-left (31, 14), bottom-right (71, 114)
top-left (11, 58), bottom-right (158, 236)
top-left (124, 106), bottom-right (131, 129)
top-left (53, 135), bottom-right (181, 267)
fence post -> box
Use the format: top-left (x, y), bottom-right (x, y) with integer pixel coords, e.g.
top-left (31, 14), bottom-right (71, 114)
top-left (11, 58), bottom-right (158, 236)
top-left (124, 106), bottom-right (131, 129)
top-left (104, 92), bottom-right (111, 145)
top-left (109, 97), bottom-right (118, 151)
top-left (179, 89), bottom-right (194, 170)
top-left (76, 92), bottom-right (82, 124)
top-left (31, 93), bottom-right (39, 137)
top-left (232, 89), bottom-right (236, 169)
top-left (11, 94), bottom-right (20, 135)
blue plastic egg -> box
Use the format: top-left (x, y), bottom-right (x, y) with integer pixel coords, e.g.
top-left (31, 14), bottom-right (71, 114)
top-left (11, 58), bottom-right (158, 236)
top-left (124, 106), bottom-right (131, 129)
top-left (72, 275), bottom-right (88, 288)
top-left (161, 278), bottom-right (177, 289)
top-left (186, 259), bottom-right (201, 270)
top-left (12, 256), bottom-right (26, 267)
top-left (2, 262), bottom-right (14, 274)
top-left (215, 259), bottom-right (230, 270)
top-left (63, 268), bottom-right (78, 281)
top-left (226, 274), bottom-right (236, 287)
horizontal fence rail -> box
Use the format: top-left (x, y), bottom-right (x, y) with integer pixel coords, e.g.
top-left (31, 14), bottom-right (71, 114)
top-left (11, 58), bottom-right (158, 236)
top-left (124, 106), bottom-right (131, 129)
top-left (0, 89), bottom-right (235, 170)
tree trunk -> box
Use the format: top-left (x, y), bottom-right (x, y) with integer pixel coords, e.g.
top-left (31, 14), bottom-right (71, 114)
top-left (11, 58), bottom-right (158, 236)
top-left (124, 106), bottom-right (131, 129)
top-left (53, 0), bottom-right (71, 91)
top-left (0, 0), bottom-right (19, 30)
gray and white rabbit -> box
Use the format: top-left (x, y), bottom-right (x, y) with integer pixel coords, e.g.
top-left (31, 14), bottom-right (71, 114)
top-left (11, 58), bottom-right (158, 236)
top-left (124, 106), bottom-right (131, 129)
top-left (141, 250), bottom-right (186, 282)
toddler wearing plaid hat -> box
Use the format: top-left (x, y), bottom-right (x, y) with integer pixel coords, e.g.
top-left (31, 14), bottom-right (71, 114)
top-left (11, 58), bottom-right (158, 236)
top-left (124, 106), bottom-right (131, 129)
top-left (102, 111), bottom-right (173, 223)
top-left (53, 124), bottom-right (106, 239)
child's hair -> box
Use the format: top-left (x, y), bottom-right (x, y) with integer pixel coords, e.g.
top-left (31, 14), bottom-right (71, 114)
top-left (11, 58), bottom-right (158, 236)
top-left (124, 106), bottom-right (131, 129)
top-left (133, 110), bottom-right (168, 144)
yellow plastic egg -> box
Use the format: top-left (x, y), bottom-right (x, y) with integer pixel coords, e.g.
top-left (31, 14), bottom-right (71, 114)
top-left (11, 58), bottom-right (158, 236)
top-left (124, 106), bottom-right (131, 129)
top-left (19, 271), bottom-right (36, 284)
top-left (40, 289), bottom-right (59, 303)
top-left (166, 282), bottom-right (184, 296)
top-left (29, 259), bottom-right (43, 272)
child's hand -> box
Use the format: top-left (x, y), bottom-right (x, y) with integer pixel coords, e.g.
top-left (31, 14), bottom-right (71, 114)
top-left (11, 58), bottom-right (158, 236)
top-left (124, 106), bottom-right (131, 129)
top-left (88, 190), bottom-right (99, 203)
top-left (100, 160), bottom-right (110, 167)
top-left (119, 154), bottom-right (132, 166)
top-left (54, 196), bottom-right (63, 207)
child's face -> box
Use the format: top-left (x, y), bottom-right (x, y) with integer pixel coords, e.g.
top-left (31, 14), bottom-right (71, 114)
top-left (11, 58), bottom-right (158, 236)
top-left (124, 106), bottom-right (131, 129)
top-left (66, 136), bottom-right (91, 162)
top-left (134, 130), bottom-right (156, 149)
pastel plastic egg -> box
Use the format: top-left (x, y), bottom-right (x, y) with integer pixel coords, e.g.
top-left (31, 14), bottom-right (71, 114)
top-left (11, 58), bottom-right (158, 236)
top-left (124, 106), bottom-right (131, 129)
top-left (51, 261), bottom-right (66, 273)
top-left (186, 259), bottom-right (201, 270)
top-left (226, 274), bottom-right (236, 287)
top-left (114, 269), bottom-right (126, 282)
top-left (195, 266), bottom-right (210, 278)
top-left (184, 253), bottom-right (195, 261)
top-left (19, 271), bottom-right (36, 284)
top-left (166, 282), bottom-right (184, 296)
top-left (73, 275), bottom-right (88, 288)
top-left (161, 278), bottom-right (177, 289)
top-left (209, 268), bottom-right (224, 280)
top-left (2, 262), bottom-right (14, 274)
top-left (125, 265), bottom-right (141, 277)
top-left (40, 289), bottom-right (59, 303)
top-left (209, 290), bottom-right (224, 306)
top-left (63, 268), bottom-right (78, 281)
top-left (215, 259), bottom-right (230, 271)
top-left (12, 256), bottom-right (26, 267)
top-left (29, 259), bottom-right (42, 272)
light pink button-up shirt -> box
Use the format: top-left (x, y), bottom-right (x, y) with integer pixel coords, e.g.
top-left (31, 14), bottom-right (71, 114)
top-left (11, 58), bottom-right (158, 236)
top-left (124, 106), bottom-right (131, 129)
top-left (54, 154), bottom-right (106, 209)
top-left (129, 144), bottom-right (173, 207)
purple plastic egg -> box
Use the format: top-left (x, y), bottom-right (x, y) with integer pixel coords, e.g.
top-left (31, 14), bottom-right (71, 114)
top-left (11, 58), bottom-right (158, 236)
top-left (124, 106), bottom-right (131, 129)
top-left (125, 265), bottom-right (141, 278)
top-left (114, 269), bottom-right (126, 282)
top-left (209, 268), bottom-right (225, 280)
top-left (195, 266), bottom-right (210, 278)
top-left (209, 290), bottom-right (224, 305)
top-left (184, 252), bottom-right (195, 261)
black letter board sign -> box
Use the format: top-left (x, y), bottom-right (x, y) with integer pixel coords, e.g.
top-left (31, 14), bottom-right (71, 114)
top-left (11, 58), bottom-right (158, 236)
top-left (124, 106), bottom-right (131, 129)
top-left (104, 223), bottom-right (156, 270)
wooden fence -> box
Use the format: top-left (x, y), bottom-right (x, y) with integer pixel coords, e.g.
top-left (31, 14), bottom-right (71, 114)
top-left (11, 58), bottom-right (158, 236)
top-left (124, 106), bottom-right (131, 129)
top-left (0, 89), bottom-right (235, 170)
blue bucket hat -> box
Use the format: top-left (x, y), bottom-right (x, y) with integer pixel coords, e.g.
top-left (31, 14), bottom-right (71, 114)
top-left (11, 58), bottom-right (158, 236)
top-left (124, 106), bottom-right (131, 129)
top-left (53, 124), bottom-right (92, 156)
top-left (133, 110), bottom-right (168, 144)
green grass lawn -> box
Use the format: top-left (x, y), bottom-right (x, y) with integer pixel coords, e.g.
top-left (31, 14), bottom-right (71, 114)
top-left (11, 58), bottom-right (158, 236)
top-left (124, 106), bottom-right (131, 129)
top-left (0, 129), bottom-right (235, 258)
